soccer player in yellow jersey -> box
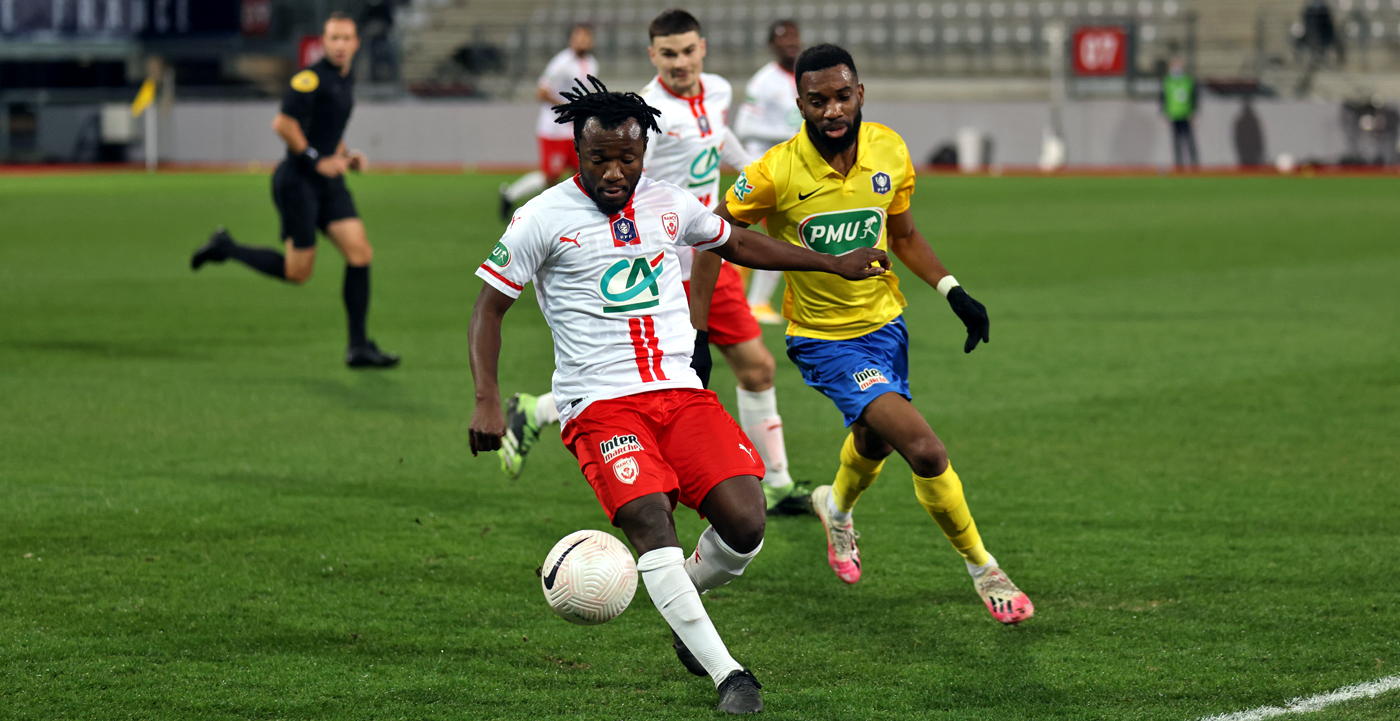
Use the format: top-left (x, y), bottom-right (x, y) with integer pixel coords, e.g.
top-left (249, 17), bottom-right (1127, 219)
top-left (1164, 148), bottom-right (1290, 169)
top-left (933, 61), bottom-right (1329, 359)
top-left (717, 44), bottom-right (1034, 624)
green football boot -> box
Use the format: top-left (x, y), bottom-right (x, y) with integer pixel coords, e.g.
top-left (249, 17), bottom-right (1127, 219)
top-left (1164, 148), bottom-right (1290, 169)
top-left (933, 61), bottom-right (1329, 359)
top-left (763, 480), bottom-right (814, 516)
top-left (499, 393), bottom-right (542, 479)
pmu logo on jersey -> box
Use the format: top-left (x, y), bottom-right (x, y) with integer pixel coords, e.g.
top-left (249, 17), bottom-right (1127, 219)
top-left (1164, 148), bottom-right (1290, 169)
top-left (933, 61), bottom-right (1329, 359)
top-left (798, 208), bottom-right (885, 256)
top-left (488, 241), bottom-right (511, 268)
top-left (871, 171), bottom-right (892, 195)
top-left (853, 368), bottom-right (890, 391)
top-left (601, 434), bottom-right (644, 463)
top-left (732, 171), bottom-right (754, 202)
top-left (661, 212), bottom-right (680, 241)
top-left (599, 252), bottom-right (664, 313)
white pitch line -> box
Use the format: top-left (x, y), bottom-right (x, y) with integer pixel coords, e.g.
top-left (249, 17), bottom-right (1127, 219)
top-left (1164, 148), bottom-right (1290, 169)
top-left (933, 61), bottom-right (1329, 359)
top-left (1196, 675), bottom-right (1400, 721)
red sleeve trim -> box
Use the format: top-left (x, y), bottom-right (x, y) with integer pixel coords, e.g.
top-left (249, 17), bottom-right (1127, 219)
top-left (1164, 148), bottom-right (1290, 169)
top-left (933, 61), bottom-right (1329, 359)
top-left (478, 263), bottom-right (523, 291)
top-left (692, 219), bottom-right (729, 248)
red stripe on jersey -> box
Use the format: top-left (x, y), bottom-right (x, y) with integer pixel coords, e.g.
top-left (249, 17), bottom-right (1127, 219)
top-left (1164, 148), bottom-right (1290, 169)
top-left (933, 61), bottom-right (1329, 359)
top-left (628, 317), bottom-right (655, 382)
top-left (692, 219), bottom-right (729, 248)
top-left (478, 263), bottom-right (523, 291)
top-left (643, 315), bottom-right (668, 381)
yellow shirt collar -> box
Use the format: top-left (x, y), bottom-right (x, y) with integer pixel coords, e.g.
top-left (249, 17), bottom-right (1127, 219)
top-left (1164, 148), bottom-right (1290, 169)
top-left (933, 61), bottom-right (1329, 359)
top-left (797, 121), bottom-right (873, 180)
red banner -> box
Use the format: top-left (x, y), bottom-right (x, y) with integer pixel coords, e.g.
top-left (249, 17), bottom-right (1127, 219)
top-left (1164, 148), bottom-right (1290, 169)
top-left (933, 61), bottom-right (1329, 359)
top-left (241, 0), bottom-right (271, 36)
top-left (1072, 27), bottom-right (1128, 76)
top-left (298, 35), bottom-right (325, 68)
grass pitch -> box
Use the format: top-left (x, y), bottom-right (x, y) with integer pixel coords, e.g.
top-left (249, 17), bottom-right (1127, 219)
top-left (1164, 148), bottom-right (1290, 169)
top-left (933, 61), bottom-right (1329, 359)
top-left (1, 171), bottom-right (1397, 720)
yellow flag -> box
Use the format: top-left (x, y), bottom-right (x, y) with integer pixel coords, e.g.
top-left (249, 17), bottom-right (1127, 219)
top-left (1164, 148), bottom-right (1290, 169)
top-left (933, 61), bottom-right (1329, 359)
top-left (131, 78), bottom-right (157, 117)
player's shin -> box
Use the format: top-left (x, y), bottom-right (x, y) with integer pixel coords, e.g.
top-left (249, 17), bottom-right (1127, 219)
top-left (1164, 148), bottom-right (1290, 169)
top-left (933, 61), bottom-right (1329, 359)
top-left (911, 464), bottom-right (992, 567)
top-left (735, 387), bottom-right (792, 489)
top-left (684, 526), bottom-right (762, 594)
top-left (830, 432), bottom-right (884, 523)
top-left (638, 547), bottom-right (744, 686)
top-left (343, 265), bottom-right (369, 347)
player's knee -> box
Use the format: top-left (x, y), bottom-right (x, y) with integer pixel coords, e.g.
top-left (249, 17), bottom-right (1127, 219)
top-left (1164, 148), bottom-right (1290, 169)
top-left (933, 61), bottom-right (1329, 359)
top-left (734, 352), bottom-right (775, 392)
top-left (906, 436), bottom-right (949, 478)
top-left (285, 264), bottom-right (313, 284)
top-left (347, 242), bottom-right (373, 266)
top-left (718, 510), bottom-right (765, 555)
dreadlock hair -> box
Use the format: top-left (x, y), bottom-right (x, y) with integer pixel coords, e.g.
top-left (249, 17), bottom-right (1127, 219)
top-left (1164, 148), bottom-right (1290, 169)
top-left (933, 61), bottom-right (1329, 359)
top-left (552, 76), bottom-right (662, 146)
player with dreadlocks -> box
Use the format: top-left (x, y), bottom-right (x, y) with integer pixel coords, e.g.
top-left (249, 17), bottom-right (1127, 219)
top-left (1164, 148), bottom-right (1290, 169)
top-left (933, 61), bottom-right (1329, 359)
top-left (468, 77), bottom-right (889, 714)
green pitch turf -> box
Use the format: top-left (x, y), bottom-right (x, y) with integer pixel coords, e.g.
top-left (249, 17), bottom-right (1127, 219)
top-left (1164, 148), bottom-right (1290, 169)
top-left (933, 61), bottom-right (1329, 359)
top-left (1, 171), bottom-right (1397, 720)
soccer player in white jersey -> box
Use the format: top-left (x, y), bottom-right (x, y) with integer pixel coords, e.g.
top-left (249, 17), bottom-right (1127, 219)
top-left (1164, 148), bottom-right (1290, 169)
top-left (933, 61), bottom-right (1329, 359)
top-left (498, 10), bottom-right (811, 517)
top-left (735, 20), bottom-right (804, 325)
top-left (468, 78), bottom-right (887, 714)
top-left (498, 23), bottom-right (597, 221)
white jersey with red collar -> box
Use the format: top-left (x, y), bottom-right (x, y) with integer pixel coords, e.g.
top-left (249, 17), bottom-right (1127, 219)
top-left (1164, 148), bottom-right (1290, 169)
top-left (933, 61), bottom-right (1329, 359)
top-left (736, 60), bottom-right (802, 154)
top-left (476, 176), bottom-right (732, 427)
top-left (639, 72), bottom-right (735, 210)
top-left (536, 48), bottom-right (599, 140)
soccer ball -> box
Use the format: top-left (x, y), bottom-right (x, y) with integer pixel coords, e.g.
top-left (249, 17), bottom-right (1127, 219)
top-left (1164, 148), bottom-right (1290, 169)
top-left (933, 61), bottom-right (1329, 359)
top-left (540, 530), bottom-right (638, 625)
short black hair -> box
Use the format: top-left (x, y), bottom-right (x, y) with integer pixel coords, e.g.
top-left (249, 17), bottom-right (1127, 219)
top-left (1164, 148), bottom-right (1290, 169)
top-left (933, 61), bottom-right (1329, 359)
top-left (794, 43), bottom-right (858, 89)
top-left (552, 76), bottom-right (663, 146)
top-left (570, 22), bottom-right (594, 34)
top-left (649, 9), bottom-right (701, 40)
top-left (325, 11), bottom-right (355, 27)
top-left (769, 19), bottom-right (798, 44)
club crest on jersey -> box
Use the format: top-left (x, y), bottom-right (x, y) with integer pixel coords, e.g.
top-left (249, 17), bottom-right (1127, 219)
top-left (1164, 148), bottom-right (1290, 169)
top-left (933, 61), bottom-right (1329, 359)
top-left (871, 171), bottom-right (892, 195)
top-left (612, 456), bottom-right (640, 484)
top-left (611, 217), bottom-right (639, 246)
top-left (599, 252), bottom-right (664, 313)
top-left (601, 434), bottom-right (644, 463)
top-left (661, 212), bottom-right (680, 241)
top-left (488, 241), bottom-right (511, 268)
top-left (853, 368), bottom-right (890, 391)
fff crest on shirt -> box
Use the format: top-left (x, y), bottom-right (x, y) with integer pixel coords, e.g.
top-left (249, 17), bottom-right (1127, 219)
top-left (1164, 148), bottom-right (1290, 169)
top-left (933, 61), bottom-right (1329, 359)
top-left (611, 216), bottom-right (639, 246)
top-left (871, 171), bottom-right (892, 195)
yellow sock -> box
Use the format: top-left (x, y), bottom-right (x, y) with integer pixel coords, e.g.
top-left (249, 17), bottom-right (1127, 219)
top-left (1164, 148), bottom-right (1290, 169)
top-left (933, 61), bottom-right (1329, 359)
top-left (831, 433), bottom-right (885, 513)
top-left (912, 463), bottom-right (991, 566)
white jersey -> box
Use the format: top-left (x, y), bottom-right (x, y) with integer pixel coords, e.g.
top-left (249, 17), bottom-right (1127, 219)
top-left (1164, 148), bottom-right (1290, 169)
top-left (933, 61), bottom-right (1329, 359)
top-left (735, 61), bottom-right (802, 157)
top-left (536, 48), bottom-right (598, 140)
top-left (639, 73), bottom-right (750, 279)
top-left (477, 176), bottom-right (733, 427)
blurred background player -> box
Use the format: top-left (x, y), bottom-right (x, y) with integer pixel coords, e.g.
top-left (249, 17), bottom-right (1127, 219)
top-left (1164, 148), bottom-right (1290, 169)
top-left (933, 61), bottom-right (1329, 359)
top-left (468, 78), bottom-right (887, 712)
top-left (735, 20), bottom-right (804, 326)
top-left (498, 24), bottom-right (597, 220)
top-left (190, 13), bottom-right (398, 369)
top-left (1162, 55), bottom-right (1200, 170)
top-left (719, 44), bottom-right (1033, 625)
top-left (498, 9), bottom-right (810, 517)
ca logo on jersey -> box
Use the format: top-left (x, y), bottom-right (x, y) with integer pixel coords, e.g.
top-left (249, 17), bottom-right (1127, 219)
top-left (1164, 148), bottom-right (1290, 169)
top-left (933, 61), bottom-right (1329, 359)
top-left (798, 208), bottom-right (885, 255)
top-left (732, 172), bottom-right (754, 202)
top-left (600, 252), bottom-right (664, 313)
top-left (488, 241), bottom-right (511, 268)
top-left (688, 148), bottom-right (720, 188)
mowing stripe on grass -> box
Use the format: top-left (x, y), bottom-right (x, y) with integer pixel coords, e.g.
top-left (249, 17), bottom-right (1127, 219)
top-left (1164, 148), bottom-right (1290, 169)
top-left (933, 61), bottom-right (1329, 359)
top-left (1197, 675), bottom-right (1400, 720)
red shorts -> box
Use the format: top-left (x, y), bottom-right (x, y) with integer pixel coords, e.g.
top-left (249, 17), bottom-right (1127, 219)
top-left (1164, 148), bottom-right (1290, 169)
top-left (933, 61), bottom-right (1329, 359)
top-left (683, 262), bottom-right (763, 347)
top-left (561, 388), bottom-right (766, 522)
top-left (538, 137), bottom-right (579, 178)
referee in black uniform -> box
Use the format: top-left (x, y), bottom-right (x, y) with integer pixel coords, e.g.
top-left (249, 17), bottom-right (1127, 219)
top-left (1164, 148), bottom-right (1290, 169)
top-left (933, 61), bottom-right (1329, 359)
top-left (191, 12), bottom-right (398, 368)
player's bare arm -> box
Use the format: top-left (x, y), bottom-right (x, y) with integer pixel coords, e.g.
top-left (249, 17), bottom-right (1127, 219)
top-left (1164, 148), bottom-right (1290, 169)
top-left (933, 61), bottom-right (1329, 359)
top-left (688, 250), bottom-right (720, 331)
top-left (886, 209), bottom-right (989, 353)
top-left (467, 285), bottom-right (515, 455)
top-left (713, 225), bottom-right (888, 280)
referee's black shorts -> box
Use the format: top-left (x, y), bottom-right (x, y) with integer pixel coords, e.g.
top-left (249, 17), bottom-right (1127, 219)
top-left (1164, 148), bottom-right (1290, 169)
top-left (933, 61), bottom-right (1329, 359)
top-left (272, 160), bottom-right (359, 249)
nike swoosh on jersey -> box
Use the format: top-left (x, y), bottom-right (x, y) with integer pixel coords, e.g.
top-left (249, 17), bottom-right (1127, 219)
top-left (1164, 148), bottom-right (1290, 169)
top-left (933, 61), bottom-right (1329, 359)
top-left (543, 538), bottom-right (588, 590)
top-left (798, 188), bottom-right (821, 201)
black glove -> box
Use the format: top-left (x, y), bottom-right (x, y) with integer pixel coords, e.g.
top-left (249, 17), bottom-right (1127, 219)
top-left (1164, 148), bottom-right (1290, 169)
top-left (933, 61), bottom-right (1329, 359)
top-left (690, 330), bottom-right (712, 388)
top-left (946, 286), bottom-right (989, 354)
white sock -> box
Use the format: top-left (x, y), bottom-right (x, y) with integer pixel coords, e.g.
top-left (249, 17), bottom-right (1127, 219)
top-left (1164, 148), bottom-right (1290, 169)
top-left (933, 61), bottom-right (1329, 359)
top-left (826, 492), bottom-right (852, 525)
top-left (504, 170), bottom-right (546, 203)
top-left (534, 392), bottom-right (560, 427)
top-left (746, 270), bottom-right (781, 307)
top-left (735, 386), bottom-right (792, 489)
top-left (966, 553), bottom-right (999, 579)
top-left (637, 547), bottom-right (743, 686)
top-left (685, 526), bottom-right (762, 594)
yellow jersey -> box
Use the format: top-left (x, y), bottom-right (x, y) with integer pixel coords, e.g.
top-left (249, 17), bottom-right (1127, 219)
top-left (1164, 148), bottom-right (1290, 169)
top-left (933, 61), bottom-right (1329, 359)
top-left (724, 121), bottom-right (916, 340)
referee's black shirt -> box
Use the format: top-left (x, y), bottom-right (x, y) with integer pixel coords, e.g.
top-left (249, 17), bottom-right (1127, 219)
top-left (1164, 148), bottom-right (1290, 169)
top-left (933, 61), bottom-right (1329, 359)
top-left (280, 57), bottom-right (354, 168)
